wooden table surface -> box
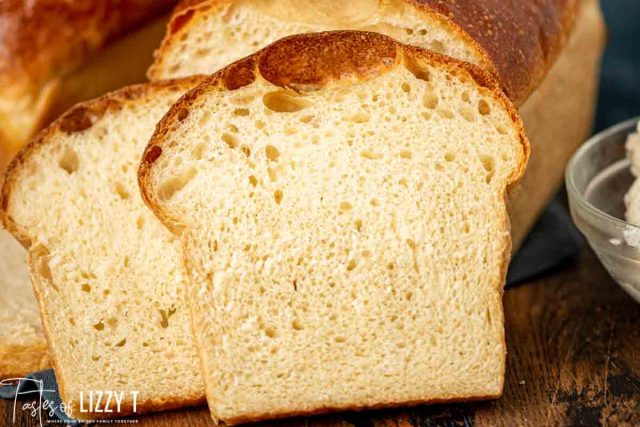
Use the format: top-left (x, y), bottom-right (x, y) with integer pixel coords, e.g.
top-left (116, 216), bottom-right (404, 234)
top-left (3, 243), bottom-right (640, 426)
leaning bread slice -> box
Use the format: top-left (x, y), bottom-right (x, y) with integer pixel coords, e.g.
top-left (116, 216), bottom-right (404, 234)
top-left (1, 79), bottom-right (205, 419)
top-left (140, 31), bottom-right (529, 424)
top-left (148, 0), bottom-right (577, 105)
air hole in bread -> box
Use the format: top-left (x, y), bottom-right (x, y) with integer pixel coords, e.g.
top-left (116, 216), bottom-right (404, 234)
top-left (460, 107), bottom-right (476, 122)
top-left (240, 145), bottom-right (251, 157)
top-left (274, 190), bottom-right (283, 204)
top-left (136, 216), bottom-right (145, 230)
top-left (361, 150), bottom-right (382, 160)
top-left (430, 40), bottom-right (445, 53)
top-left (335, 336), bottom-right (347, 343)
top-left (405, 59), bottom-right (432, 82)
top-left (264, 326), bottom-right (278, 338)
top-left (401, 82), bottom-right (411, 93)
top-left (444, 153), bottom-right (456, 162)
top-left (159, 307), bottom-right (177, 328)
top-left (423, 92), bottom-right (439, 109)
top-left (478, 99), bottom-right (491, 116)
top-left (339, 202), bottom-right (353, 212)
top-left (157, 167), bottom-right (197, 201)
top-left (233, 108), bottom-right (250, 117)
top-left (292, 319), bottom-right (304, 331)
top-left (405, 28), bottom-right (414, 35)
top-left (265, 145), bottom-right (280, 161)
top-left (481, 156), bottom-right (496, 184)
top-left (222, 133), bottom-right (239, 149)
top-left (355, 219), bottom-right (363, 232)
top-left (81, 284), bottom-right (91, 293)
top-left (248, 175), bottom-right (258, 187)
top-left (192, 143), bottom-right (206, 160)
top-left (399, 150), bottom-right (413, 159)
top-left (419, 29), bottom-right (428, 36)
top-left (94, 321), bottom-right (104, 331)
top-left (437, 109), bottom-right (454, 119)
top-left (114, 182), bottom-right (130, 200)
top-left (346, 259), bottom-right (357, 271)
top-left (115, 339), bottom-right (126, 347)
top-left (176, 108), bottom-right (190, 121)
top-left (263, 91), bottom-right (311, 113)
top-left (399, 178), bottom-right (408, 187)
top-left (343, 113), bottom-right (370, 124)
top-left (496, 125), bottom-right (508, 135)
top-left (299, 115), bottom-right (314, 124)
top-left (59, 147), bottom-right (79, 174)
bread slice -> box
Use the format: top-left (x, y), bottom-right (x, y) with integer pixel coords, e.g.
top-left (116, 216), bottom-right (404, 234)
top-left (140, 31), bottom-right (529, 424)
top-left (1, 78), bottom-right (205, 418)
top-left (148, 0), bottom-right (577, 105)
top-left (0, 228), bottom-right (49, 378)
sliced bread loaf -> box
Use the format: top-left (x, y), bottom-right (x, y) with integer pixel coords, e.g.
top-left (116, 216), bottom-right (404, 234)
top-left (140, 31), bottom-right (529, 424)
top-left (1, 79), bottom-right (205, 418)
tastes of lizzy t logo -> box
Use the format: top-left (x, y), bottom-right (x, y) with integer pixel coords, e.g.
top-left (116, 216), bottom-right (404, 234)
top-left (0, 378), bottom-right (139, 425)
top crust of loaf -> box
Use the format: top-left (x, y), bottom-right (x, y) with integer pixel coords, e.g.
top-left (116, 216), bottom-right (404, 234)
top-left (150, 0), bottom-right (578, 105)
top-left (0, 0), bottom-right (177, 161)
top-left (140, 30), bottom-right (529, 231)
top-left (0, 76), bottom-right (202, 246)
top-left (0, 0), bottom-right (175, 92)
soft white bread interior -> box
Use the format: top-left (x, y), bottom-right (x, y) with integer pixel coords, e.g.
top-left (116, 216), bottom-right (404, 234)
top-left (1, 79), bottom-right (205, 418)
top-left (140, 32), bottom-right (529, 424)
top-left (0, 228), bottom-right (48, 378)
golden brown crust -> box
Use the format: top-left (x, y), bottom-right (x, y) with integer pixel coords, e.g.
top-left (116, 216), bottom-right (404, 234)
top-left (409, 0), bottom-right (578, 104)
top-left (0, 0), bottom-right (176, 93)
top-left (152, 0), bottom-right (578, 105)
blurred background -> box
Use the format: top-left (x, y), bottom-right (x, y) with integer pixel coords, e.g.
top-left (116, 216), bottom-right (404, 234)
top-left (596, 0), bottom-right (640, 131)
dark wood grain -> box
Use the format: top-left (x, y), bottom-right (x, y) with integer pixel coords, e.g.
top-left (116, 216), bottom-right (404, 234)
top-left (3, 244), bottom-right (639, 426)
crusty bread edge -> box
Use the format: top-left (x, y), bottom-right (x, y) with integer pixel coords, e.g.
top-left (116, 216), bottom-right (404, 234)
top-left (148, 0), bottom-right (578, 106)
top-left (139, 30), bottom-right (528, 424)
top-left (0, 77), bottom-right (207, 420)
top-left (147, 0), bottom-right (497, 84)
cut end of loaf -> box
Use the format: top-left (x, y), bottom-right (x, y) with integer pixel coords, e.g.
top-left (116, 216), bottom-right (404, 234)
top-left (141, 31), bottom-right (527, 423)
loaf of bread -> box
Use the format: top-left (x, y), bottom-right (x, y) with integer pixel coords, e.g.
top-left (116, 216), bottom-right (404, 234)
top-left (147, 0), bottom-right (606, 250)
top-left (1, 79), bottom-right (205, 418)
top-left (140, 31), bottom-right (529, 424)
top-left (0, 0), bottom-right (177, 171)
top-left (0, 229), bottom-right (48, 378)
top-left (0, 0), bottom-right (177, 379)
top-left (626, 122), bottom-right (640, 225)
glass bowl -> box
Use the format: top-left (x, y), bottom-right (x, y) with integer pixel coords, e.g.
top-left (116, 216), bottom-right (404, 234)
top-left (566, 116), bottom-right (640, 303)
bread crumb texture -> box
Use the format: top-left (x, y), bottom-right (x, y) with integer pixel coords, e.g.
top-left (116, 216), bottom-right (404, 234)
top-left (3, 82), bottom-right (204, 417)
top-left (143, 32), bottom-right (527, 423)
